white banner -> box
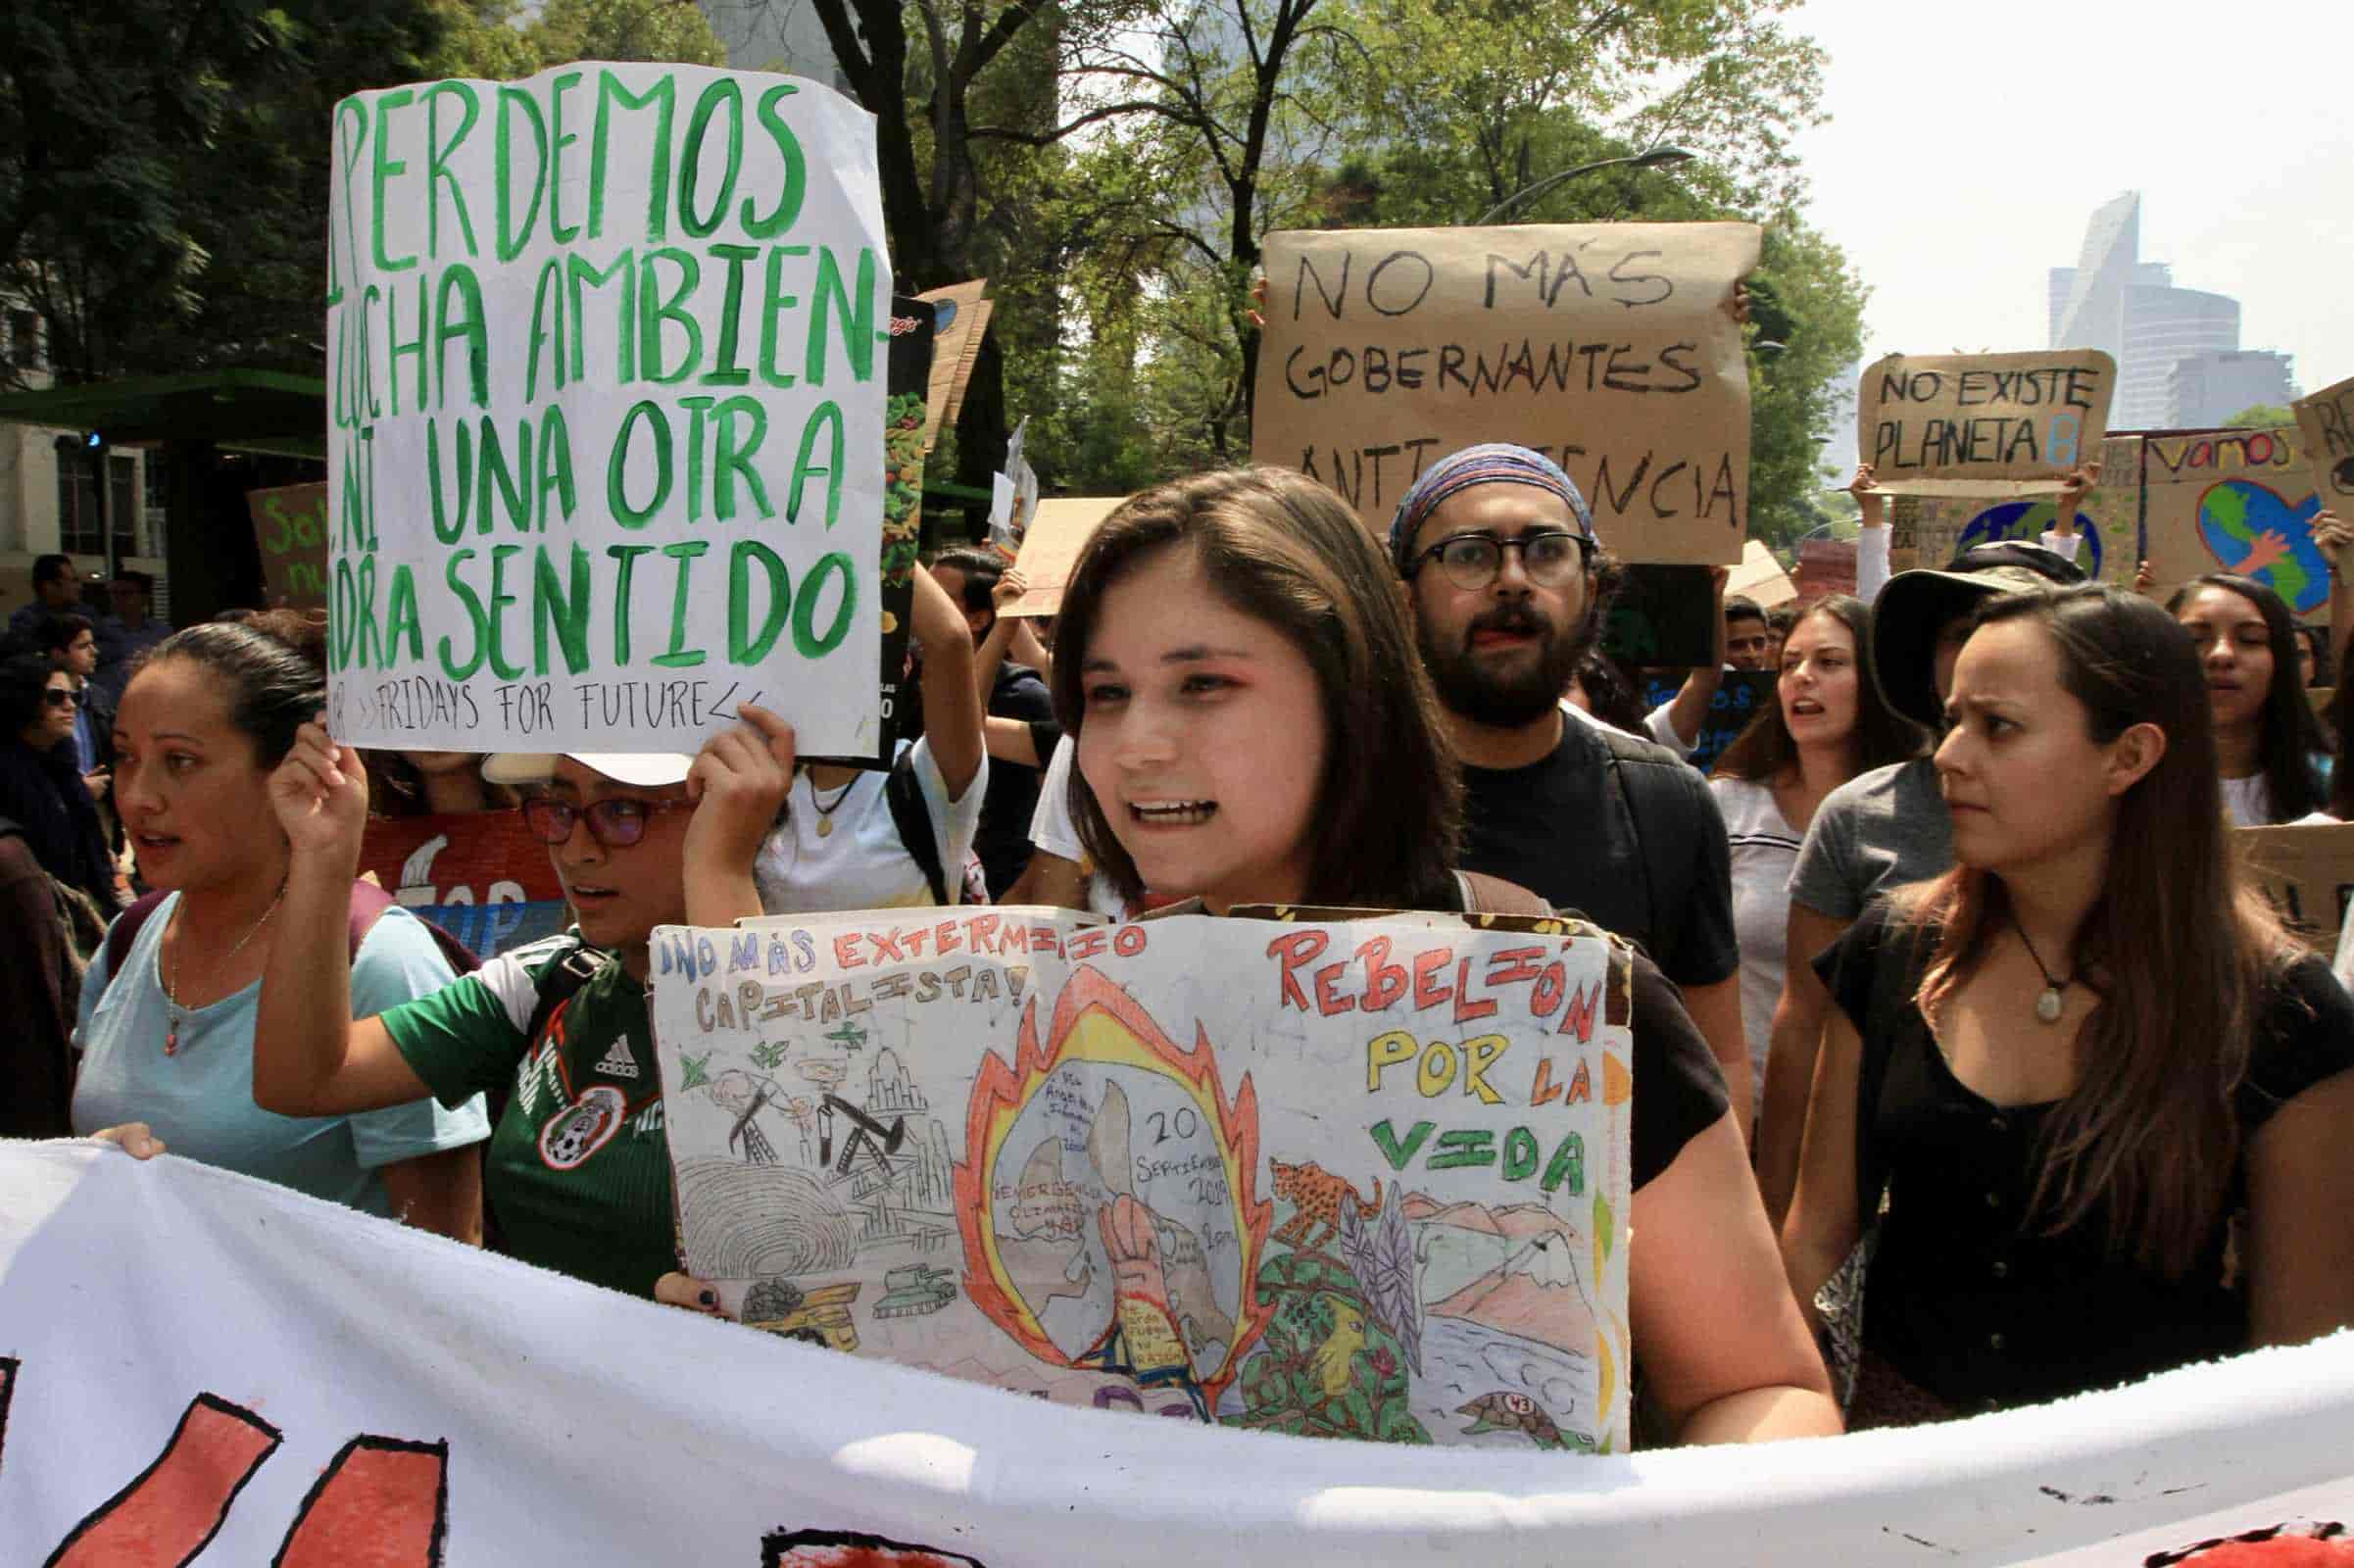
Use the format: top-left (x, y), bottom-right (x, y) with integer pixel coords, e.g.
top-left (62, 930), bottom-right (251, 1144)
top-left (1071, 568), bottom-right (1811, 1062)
top-left (325, 64), bottom-right (891, 757)
top-left (7, 1144), bottom-right (2354, 1563)
top-left (648, 908), bottom-right (1632, 1450)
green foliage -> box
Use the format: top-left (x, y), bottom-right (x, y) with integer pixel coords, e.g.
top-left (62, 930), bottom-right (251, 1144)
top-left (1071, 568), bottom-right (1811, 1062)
top-left (2224, 403), bottom-right (2295, 430)
top-left (1228, 1253), bottom-right (1430, 1444)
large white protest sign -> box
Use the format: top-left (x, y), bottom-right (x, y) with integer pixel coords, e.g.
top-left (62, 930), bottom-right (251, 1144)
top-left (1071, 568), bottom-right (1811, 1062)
top-left (648, 906), bottom-right (1634, 1451)
top-left (325, 64), bottom-right (891, 756)
top-left (9, 1142), bottom-right (2354, 1565)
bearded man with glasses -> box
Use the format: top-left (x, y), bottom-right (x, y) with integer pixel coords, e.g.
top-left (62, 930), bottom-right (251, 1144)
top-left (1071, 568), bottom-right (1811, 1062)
top-left (1393, 443), bottom-right (1752, 1127)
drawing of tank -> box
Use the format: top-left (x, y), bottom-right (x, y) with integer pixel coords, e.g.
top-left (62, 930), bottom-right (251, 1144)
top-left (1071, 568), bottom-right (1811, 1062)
top-left (871, 1265), bottom-right (957, 1320)
top-left (742, 1276), bottom-right (862, 1350)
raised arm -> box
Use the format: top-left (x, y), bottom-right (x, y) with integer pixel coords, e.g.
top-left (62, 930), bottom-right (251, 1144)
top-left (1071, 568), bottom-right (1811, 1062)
top-left (251, 719), bottom-right (439, 1117)
top-left (1849, 465), bottom-right (1890, 606)
top-left (971, 567), bottom-right (1026, 702)
top-left (913, 564), bottom-right (984, 801)
top-left (682, 704), bottom-right (797, 929)
top-left (1654, 567), bottom-right (1730, 750)
top-left (2314, 511), bottom-right (2352, 678)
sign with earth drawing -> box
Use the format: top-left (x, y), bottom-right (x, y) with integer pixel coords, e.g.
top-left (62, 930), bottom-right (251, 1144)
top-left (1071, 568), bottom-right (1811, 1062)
top-left (2143, 426), bottom-right (2329, 619)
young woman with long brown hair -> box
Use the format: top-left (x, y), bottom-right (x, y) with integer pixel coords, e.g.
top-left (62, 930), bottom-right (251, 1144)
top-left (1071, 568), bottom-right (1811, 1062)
top-left (1782, 584), bottom-right (2354, 1425)
top-left (1708, 594), bottom-right (1922, 1126)
top-left (1052, 466), bottom-right (1841, 1446)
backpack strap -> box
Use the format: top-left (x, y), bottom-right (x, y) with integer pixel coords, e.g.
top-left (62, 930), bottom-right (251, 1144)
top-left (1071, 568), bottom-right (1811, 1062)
top-left (1454, 869), bottom-right (1554, 917)
top-left (104, 889), bottom-right (171, 985)
top-left (522, 942), bottom-right (610, 1054)
top-left (885, 750), bottom-right (953, 906)
top-left (347, 879), bottom-right (482, 975)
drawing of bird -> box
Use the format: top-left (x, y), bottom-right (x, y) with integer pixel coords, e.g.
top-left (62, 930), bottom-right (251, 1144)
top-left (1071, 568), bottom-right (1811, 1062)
top-left (1304, 1294), bottom-right (1367, 1400)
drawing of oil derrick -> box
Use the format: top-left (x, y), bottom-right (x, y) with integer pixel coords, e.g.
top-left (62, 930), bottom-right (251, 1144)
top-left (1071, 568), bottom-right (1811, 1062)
top-left (708, 1070), bottom-right (785, 1165)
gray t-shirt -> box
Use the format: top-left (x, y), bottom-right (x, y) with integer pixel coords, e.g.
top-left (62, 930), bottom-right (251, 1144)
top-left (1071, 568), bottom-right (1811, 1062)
top-left (1787, 757), bottom-right (1951, 921)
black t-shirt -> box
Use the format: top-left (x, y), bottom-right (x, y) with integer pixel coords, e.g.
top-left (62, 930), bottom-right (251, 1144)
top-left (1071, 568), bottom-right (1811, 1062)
top-left (1458, 714), bottom-right (1740, 989)
top-left (975, 662), bottom-right (1055, 898)
top-left (1818, 901), bottom-right (2354, 1413)
top-left (1624, 951), bottom-right (1733, 1190)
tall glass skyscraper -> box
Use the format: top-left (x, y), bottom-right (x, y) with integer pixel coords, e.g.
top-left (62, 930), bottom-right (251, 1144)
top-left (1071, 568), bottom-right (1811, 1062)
top-left (2047, 192), bottom-right (2248, 430)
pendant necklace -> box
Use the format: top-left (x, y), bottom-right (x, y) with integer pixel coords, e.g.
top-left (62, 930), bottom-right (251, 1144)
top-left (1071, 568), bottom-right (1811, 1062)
top-left (809, 775), bottom-right (858, 839)
top-left (2016, 925), bottom-right (2073, 1025)
top-left (162, 883), bottom-right (287, 1055)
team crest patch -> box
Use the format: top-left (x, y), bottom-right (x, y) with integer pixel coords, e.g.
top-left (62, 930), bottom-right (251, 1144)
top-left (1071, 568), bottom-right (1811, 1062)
top-left (539, 1085), bottom-right (627, 1170)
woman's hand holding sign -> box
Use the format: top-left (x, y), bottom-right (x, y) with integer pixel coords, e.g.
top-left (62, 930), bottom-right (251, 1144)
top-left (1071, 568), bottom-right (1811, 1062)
top-left (682, 704), bottom-right (797, 930)
top-left (272, 718), bottom-right (370, 873)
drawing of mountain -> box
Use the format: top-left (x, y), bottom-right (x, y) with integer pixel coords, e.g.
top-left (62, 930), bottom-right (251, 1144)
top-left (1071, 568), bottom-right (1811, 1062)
top-left (1398, 1191), bottom-right (1444, 1221)
top-left (1494, 1203), bottom-right (1580, 1247)
top-left (1428, 1231), bottom-right (1594, 1356)
top-left (1425, 1201), bottom-right (1504, 1237)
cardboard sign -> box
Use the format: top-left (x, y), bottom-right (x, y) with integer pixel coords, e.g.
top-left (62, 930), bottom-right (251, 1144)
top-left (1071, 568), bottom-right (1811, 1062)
top-left (1001, 497), bottom-right (1126, 617)
top-left (2142, 426), bottom-right (2327, 615)
top-left (360, 808), bottom-right (569, 957)
top-left (650, 906), bottom-right (1635, 1452)
top-left (1859, 351), bottom-right (2114, 496)
top-left (323, 65), bottom-right (891, 758)
top-left (1792, 537), bottom-right (1856, 603)
top-left (2236, 822), bottom-right (2354, 956)
top-left (914, 280), bottom-right (989, 455)
top-left (1727, 538), bottom-right (1796, 607)
top-left (246, 482), bottom-right (330, 611)
top-left (2293, 372), bottom-right (2354, 510)
top-left (1603, 564), bottom-right (1716, 669)
top-left (1640, 669), bottom-right (1777, 773)
top-left (1251, 222), bottom-right (1761, 564)
top-left (1885, 433), bottom-right (2142, 591)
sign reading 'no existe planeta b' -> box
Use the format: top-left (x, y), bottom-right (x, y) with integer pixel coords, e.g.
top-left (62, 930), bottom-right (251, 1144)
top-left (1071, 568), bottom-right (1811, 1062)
top-left (1251, 224), bottom-right (1761, 565)
top-left (325, 64), bottom-right (892, 756)
top-left (1858, 351), bottom-right (2115, 497)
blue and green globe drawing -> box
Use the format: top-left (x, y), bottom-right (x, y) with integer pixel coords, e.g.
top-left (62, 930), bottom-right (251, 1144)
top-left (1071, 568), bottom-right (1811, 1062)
top-left (1958, 500), bottom-right (2104, 577)
top-left (2197, 480), bottom-right (2327, 613)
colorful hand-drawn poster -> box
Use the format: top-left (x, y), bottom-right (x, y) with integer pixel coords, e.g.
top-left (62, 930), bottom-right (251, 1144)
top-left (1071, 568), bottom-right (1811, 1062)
top-left (1884, 433), bottom-right (2143, 591)
top-left (359, 809), bottom-right (569, 957)
top-left (2143, 425), bottom-right (2328, 616)
top-left (1858, 351), bottom-right (2114, 497)
top-left (648, 907), bottom-right (1635, 1452)
top-left (1250, 222), bottom-right (1761, 564)
top-left (323, 65), bottom-right (892, 758)
top-left (246, 483), bottom-right (330, 611)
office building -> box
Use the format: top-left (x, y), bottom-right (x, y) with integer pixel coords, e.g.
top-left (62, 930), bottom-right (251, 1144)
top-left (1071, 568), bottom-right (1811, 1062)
top-left (2168, 350), bottom-right (2298, 429)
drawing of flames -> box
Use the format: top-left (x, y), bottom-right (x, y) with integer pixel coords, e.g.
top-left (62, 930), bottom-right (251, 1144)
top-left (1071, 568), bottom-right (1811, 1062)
top-left (955, 965), bottom-right (1274, 1399)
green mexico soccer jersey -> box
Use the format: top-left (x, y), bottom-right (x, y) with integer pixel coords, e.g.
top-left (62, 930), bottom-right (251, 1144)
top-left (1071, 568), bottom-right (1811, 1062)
top-left (379, 933), bottom-right (678, 1298)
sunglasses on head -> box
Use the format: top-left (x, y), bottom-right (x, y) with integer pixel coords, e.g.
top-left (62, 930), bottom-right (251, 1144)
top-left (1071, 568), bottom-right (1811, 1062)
top-left (518, 793), bottom-right (691, 848)
top-left (41, 688), bottom-right (78, 709)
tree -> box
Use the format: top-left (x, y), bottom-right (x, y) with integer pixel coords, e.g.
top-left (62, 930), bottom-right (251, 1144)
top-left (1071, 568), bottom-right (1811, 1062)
top-left (2225, 403), bottom-right (2295, 430)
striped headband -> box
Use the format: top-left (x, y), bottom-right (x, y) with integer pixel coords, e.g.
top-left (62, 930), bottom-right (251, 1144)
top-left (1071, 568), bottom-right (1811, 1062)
top-left (1387, 443), bottom-right (1596, 577)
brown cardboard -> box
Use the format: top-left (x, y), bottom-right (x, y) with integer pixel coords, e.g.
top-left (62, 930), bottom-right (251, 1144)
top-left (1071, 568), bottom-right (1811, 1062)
top-left (914, 280), bottom-right (990, 455)
top-left (2236, 822), bottom-right (2354, 956)
top-left (2141, 425), bottom-right (2329, 621)
top-left (2292, 373), bottom-right (2354, 511)
top-left (1882, 433), bottom-right (2142, 590)
top-left (943, 299), bottom-right (993, 432)
top-left (1727, 539), bottom-right (1796, 608)
top-left (1250, 222), bottom-right (1761, 564)
top-left (1000, 497), bottom-right (1129, 618)
top-left (246, 481), bottom-right (330, 611)
top-left (1859, 351), bottom-right (2114, 496)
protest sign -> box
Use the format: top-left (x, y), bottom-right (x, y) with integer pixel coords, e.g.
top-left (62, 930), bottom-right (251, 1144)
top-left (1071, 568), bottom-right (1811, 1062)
top-left (915, 280), bottom-right (990, 454)
top-left (360, 809), bottom-right (568, 957)
top-left (323, 64), bottom-right (892, 758)
top-left (11, 1141), bottom-right (2354, 1565)
top-left (1639, 669), bottom-right (1777, 773)
top-left (1792, 537), bottom-right (1855, 603)
top-left (1001, 496), bottom-right (1126, 617)
top-left (1858, 351), bottom-right (2113, 496)
top-left (648, 906), bottom-right (1635, 1452)
top-left (1251, 222), bottom-right (1761, 564)
top-left (1603, 564), bottom-right (1716, 668)
top-left (2293, 372), bottom-right (2354, 511)
top-left (1884, 433), bottom-right (2143, 590)
top-left (2236, 822), bottom-right (2354, 956)
top-left (2142, 425), bottom-right (2327, 615)
top-left (1727, 538), bottom-right (1796, 607)
top-left (247, 482), bottom-right (330, 611)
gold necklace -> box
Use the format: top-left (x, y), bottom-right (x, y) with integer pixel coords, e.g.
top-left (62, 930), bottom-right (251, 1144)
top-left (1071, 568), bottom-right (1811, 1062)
top-left (809, 774), bottom-right (858, 839)
top-left (162, 883), bottom-right (287, 1056)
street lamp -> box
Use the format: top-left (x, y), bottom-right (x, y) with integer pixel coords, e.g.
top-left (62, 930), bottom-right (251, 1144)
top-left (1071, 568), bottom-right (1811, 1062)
top-left (1474, 145), bottom-right (1696, 226)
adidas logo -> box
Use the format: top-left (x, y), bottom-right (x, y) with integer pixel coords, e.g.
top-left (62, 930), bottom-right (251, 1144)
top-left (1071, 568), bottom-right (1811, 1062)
top-left (594, 1038), bottom-right (640, 1080)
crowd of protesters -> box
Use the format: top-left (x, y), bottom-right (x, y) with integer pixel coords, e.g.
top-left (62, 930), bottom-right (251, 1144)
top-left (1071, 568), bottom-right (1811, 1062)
top-left (13, 430), bottom-right (2354, 1447)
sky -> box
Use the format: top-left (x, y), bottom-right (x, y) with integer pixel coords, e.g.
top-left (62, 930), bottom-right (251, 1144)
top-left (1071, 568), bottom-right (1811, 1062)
top-left (1784, 0), bottom-right (2354, 402)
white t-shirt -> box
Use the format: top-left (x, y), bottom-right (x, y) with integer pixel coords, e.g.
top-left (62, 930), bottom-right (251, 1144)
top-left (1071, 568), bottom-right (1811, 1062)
top-left (2223, 773), bottom-right (2273, 829)
top-left (1856, 525), bottom-right (1890, 604)
top-left (1644, 700), bottom-right (1694, 756)
top-left (753, 736), bottom-right (986, 912)
top-left (1709, 776), bottom-right (1802, 1119)
top-left (1028, 735), bottom-right (1128, 917)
